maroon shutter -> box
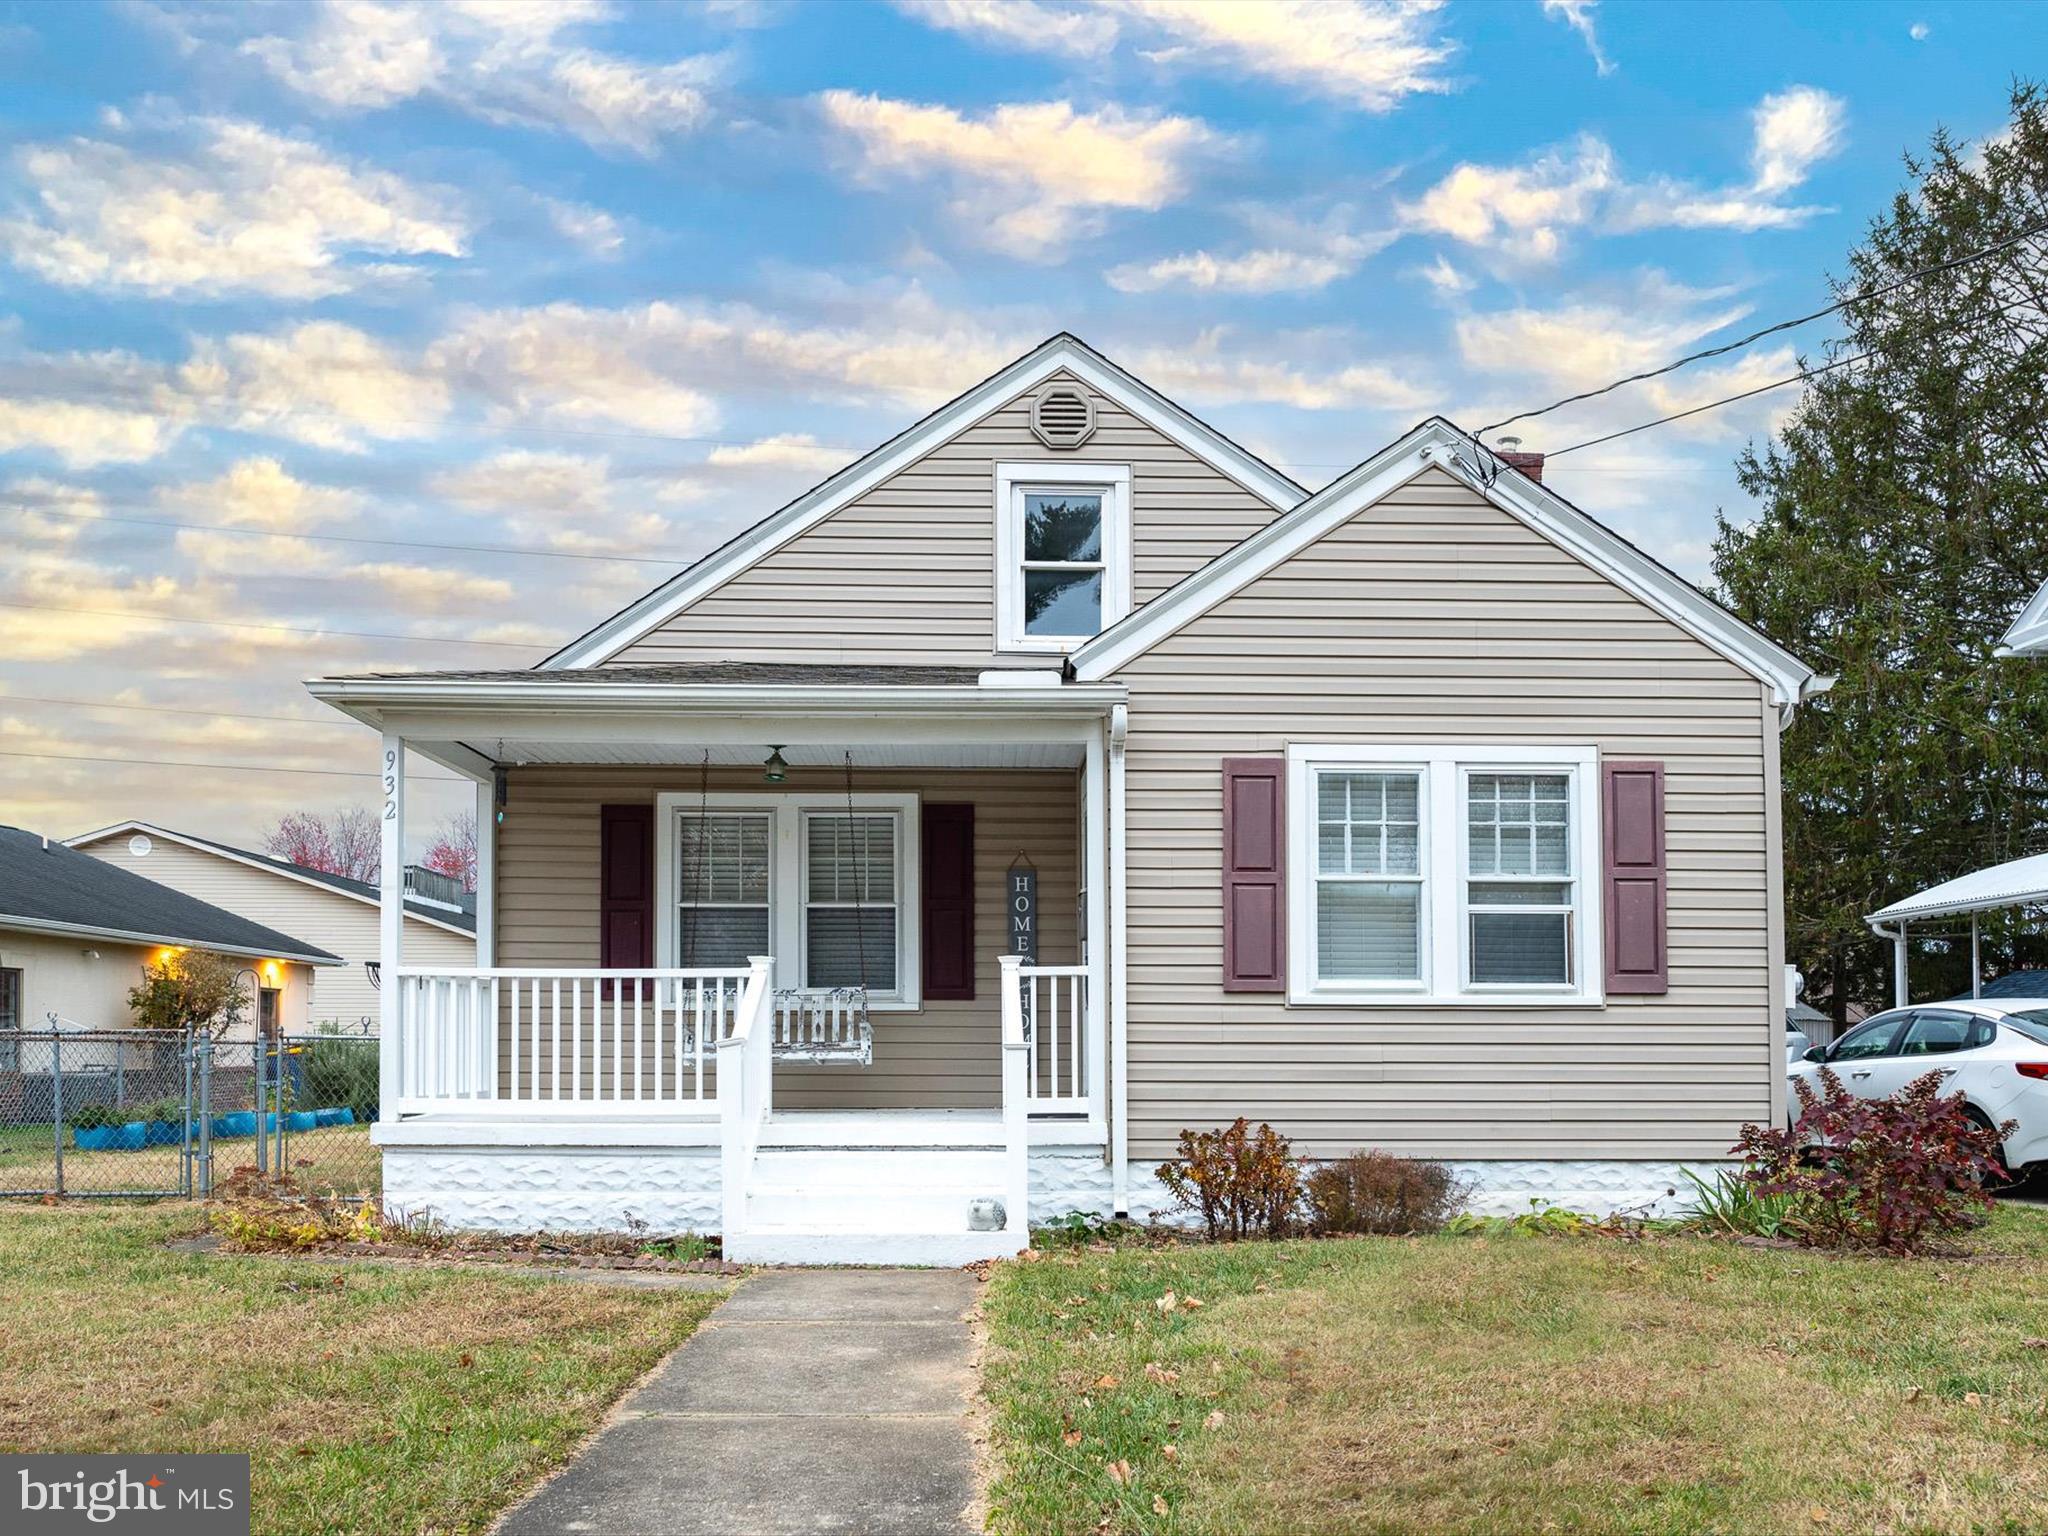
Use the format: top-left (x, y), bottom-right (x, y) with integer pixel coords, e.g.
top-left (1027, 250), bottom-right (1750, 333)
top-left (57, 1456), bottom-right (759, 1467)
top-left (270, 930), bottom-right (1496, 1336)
top-left (599, 805), bottom-right (654, 990)
top-left (921, 803), bottom-right (976, 1001)
top-left (1222, 757), bottom-right (1286, 992)
top-left (1602, 761), bottom-right (1668, 994)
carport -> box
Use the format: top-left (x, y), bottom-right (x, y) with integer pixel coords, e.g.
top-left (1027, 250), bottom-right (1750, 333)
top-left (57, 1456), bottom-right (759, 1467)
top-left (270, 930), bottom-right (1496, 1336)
top-left (1867, 851), bottom-right (2048, 1007)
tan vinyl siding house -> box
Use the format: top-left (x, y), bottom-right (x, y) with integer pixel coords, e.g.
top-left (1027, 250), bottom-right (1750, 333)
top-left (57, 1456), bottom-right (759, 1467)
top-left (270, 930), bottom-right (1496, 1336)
top-left (68, 826), bottom-right (475, 1031)
top-left (308, 334), bottom-right (1818, 1259)
top-left (1113, 467), bottom-right (1776, 1164)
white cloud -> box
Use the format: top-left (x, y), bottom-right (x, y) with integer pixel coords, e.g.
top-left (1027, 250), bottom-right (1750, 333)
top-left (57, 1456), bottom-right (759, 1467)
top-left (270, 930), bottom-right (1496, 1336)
top-left (1415, 254), bottom-right (1474, 295)
top-left (706, 434), bottom-right (851, 473)
top-left (242, 0), bottom-right (719, 156)
top-left (818, 91), bottom-right (1221, 256)
top-left (1410, 87), bottom-right (1845, 257)
top-left (346, 561), bottom-right (514, 607)
top-left (1106, 220), bottom-right (1394, 294)
top-left (1541, 0), bottom-right (1614, 76)
top-left (158, 458), bottom-right (360, 531)
top-left (540, 196), bottom-right (625, 256)
top-left (1910, 21), bottom-right (1930, 41)
top-left (894, 0), bottom-right (1118, 58)
top-left (1405, 135), bottom-right (1616, 260)
top-left (1749, 85), bottom-right (1846, 196)
top-left (0, 396), bottom-right (175, 469)
top-left (3, 478), bottom-right (96, 544)
top-left (1, 117), bottom-right (465, 298)
top-left (1125, 332), bottom-right (1433, 412)
top-left (175, 527), bottom-right (338, 575)
top-left (429, 450), bottom-right (676, 552)
top-left (180, 322), bottom-right (447, 451)
top-left (1456, 289), bottom-right (1753, 395)
top-left (1122, 0), bottom-right (1456, 111)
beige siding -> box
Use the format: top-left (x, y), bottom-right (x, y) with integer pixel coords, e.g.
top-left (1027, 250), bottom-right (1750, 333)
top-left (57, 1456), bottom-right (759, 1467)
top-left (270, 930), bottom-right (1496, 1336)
top-left (0, 928), bottom-right (317, 1042)
top-left (1116, 467), bottom-right (1776, 1163)
top-left (495, 765), bottom-right (1080, 1108)
top-left (609, 371), bottom-right (1283, 668)
top-left (71, 836), bottom-right (476, 1029)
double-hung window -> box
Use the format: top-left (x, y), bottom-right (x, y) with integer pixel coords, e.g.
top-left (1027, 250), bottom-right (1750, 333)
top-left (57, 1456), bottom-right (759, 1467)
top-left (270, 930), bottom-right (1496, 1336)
top-left (657, 794), bottom-right (919, 1005)
top-left (994, 462), bottom-right (1131, 652)
top-left (1288, 745), bottom-right (1601, 1005)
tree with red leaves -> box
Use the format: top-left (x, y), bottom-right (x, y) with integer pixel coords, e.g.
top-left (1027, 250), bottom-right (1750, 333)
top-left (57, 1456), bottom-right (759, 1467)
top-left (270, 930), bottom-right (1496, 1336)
top-left (421, 810), bottom-right (478, 892)
top-left (263, 806), bottom-right (381, 884)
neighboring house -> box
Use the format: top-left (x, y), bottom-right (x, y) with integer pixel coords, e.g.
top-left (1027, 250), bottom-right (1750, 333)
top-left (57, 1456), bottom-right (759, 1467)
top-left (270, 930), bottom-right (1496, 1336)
top-left (0, 824), bottom-right (338, 1048)
top-left (66, 822), bottom-right (477, 1032)
top-left (308, 333), bottom-right (1824, 1263)
top-left (1999, 575), bottom-right (2048, 656)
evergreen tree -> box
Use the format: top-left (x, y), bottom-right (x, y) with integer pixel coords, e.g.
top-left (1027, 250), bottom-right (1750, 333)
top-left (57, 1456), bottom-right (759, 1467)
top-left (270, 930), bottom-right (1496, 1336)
top-left (1714, 82), bottom-right (2048, 1021)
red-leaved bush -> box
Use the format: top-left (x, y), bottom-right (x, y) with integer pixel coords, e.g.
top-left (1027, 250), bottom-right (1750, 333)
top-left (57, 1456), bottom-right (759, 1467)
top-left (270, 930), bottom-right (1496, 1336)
top-left (1157, 1118), bottom-right (1301, 1240)
top-left (1733, 1067), bottom-right (2014, 1254)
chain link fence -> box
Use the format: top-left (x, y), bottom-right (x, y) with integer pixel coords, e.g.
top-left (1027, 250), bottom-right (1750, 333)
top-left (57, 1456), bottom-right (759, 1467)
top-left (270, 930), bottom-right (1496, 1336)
top-left (0, 1029), bottom-right (380, 1199)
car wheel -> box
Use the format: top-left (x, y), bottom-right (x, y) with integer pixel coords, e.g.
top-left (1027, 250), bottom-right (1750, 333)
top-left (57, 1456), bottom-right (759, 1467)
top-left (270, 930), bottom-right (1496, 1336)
top-left (1960, 1106), bottom-right (2016, 1190)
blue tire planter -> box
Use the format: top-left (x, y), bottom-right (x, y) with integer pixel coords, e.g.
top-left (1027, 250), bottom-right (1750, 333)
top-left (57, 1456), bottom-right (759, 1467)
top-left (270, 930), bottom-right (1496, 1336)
top-left (72, 1126), bottom-right (116, 1151)
top-left (334, 1108), bottom-right (356, 1126)
top-left (213, 1111), bottom-right (256, 1139)
top-left (146, 1120), bottom-right (179, 1146)
top-left (313, 1107), bottom-right (348, 1128)
top-left (112, 1123), bottom-right (147, 1151)
top-left (286, 1111), bottom-right (318, 1132)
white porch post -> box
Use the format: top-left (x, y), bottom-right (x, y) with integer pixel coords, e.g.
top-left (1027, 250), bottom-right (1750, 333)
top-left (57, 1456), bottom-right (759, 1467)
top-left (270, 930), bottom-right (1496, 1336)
top-left (1107, 704), bottom-right (1131, 1216)
top-left (998, 953), bottom-right (1030, 1238)
top-left (1970, 914), bottom-right (1981, 998)
top-left (379, 733), bottom-right (406, 1119)
top-left (1083, 722), bottom-right (1108, 1130)
top-left (474, 777), bottom-right (495, 968)
top-left (1893, 921), bottom-right (1909, 1009)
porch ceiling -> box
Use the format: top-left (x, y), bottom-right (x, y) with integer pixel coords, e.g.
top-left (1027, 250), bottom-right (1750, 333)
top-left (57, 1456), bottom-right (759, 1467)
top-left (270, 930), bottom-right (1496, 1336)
top-left (475, 740), bottom-right (1085, 769)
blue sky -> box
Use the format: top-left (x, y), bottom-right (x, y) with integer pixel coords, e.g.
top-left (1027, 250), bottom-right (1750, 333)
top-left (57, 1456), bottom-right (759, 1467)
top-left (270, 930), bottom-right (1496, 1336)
top-left (0, 0), bottom-right (2037, 848)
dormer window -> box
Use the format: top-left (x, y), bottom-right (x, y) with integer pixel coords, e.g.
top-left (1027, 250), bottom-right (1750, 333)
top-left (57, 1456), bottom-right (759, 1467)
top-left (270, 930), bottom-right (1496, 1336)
top-left (994, 461), bottom-right (1131, 653)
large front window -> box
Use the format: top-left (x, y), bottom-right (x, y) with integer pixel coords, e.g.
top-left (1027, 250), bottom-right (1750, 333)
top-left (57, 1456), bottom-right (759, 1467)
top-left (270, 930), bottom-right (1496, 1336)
top-left (1288, 746), bottom-right (1600, 1005)
top-left (657, 794), bottom-right (919, 1004)
top-left (994, 462), bottom-right (1131, 652)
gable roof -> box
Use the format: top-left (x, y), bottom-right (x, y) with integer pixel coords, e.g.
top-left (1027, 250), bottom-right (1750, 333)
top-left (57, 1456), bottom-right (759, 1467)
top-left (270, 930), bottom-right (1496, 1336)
top-left (65, 821), bottom-right (477, 937)
top-left (0, 825), bottom-right (340, 964)
top-left (1069, 417), bottom-right (1826, 715)
top-left (539, 333), bottom-right (1307, 670)
top-left (2000, 576), bottom-right (2048, 656)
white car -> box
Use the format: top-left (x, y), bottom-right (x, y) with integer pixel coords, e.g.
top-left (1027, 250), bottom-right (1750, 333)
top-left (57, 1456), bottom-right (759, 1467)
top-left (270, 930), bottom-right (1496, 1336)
top-left (1789, 997), bottom-right (2048, 1177)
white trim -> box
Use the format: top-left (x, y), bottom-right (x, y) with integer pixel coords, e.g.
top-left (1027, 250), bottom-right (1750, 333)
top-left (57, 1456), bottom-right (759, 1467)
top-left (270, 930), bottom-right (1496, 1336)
top-left (64, 819), bottom-right (479, 941)
top-left (379, 733), bottom-right (405, 1123)
top-left (539, 335), bottom-right (1303, 670)
top-left (653, 791), bottom-right (922, 1007)
top-left (0, 915), bottom-right (337, 967)
top-left (474, 781), bottom-right (495, 968)
top-left (1285, 743), bottom-right (1604, 1007)
top-left (1107, 703), bottom-right (1130, 1216)
top-left (1070, 419), bottom-right (1818, 710)
top-left (2000, 575), bottom-right (2048, 656)
top-left (993, 461), bottom-right (1132, 654)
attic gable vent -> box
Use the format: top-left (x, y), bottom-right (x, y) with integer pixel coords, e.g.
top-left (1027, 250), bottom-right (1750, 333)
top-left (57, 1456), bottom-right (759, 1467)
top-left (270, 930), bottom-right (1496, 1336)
top-left (1030, 383), bottom-right (1096, 449)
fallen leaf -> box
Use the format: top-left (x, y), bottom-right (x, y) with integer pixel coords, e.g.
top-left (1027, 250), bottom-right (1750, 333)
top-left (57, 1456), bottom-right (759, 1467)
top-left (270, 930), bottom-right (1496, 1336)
top-left (2022, 1338), bottom-right (2048, 1350)
top-left (1155, 1290), bottom-right (1178, 1314)
top-left (1106, 1459), bottom-right (1132, 1486)
top-left (1181, 1296), bottom-right (1205, 1311)
top-left (1153, 1495), bottom-right (1170, 1516)
top-left (1964, 1391), bottom-right (1983, 1406)
top-left (1143, 1362), bottom-right (1180, 1385)
top-left (1810, 1508), bottom-right (1829, 1526)
top-left (1204, 1409), bottom-right (1226, 1431)
top-left (1063, 1430), bottom-right (1082, 1447)
top-left (1160, 1444), bottom-right (1179, 1463)
top-left (1904, 1386), bottom-right (1923, 1402)
top-left (1094, 1375), bottom-right (1121, 1391)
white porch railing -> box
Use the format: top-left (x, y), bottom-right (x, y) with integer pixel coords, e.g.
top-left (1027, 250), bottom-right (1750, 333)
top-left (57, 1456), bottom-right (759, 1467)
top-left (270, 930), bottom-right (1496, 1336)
top-left (1017, 963), bottom-right (1096, 1117)
top-left (390, 967), bottom-right (748, 1115)
top-left (996, 956), bottom-right (1032, 1240)
top-left (718, 956), bottom-right (777, 1239)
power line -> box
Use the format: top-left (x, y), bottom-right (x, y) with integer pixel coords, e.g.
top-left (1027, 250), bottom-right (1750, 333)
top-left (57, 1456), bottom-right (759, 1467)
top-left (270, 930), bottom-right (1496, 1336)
top-left (0, 747), bottom-right (469, 783)
top-left (1479, 219), bottom-right (2048, 438)
top-left (9, 503), bottom-right (685, 567)
top-left (0, 693), bottom-right (358, 730)
top-left (0, 598), bottom-right (541, 650)
top-left (1547, 351), bottom-right (1871, 459)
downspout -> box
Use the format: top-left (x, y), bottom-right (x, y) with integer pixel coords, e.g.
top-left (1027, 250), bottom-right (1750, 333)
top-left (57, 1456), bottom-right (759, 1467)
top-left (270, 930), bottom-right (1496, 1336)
top-left (1869, 919), bottom-right (1909, 1009)
top-left (1108, 703), bottom-right (1131, 1217)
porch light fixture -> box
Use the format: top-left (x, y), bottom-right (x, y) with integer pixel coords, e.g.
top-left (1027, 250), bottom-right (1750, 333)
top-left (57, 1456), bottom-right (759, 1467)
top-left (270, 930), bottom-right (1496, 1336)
top-left (763, 746), bottom-right (789, 783)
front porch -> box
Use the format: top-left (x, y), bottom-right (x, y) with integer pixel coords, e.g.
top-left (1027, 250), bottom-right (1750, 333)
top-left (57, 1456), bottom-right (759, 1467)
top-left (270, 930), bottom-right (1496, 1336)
top-left (310, 664), bottom-right (1129, 1262)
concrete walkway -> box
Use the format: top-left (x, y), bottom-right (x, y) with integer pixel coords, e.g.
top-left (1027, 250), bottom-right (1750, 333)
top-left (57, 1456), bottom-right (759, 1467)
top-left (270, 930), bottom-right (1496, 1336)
top-left (496, 1268), bottom-right (981, 1536)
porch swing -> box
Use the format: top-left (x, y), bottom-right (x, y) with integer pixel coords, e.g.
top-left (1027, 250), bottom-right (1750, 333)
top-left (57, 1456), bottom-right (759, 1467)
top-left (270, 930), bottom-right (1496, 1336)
top-left (682, 749), bottom-right (875, 1067)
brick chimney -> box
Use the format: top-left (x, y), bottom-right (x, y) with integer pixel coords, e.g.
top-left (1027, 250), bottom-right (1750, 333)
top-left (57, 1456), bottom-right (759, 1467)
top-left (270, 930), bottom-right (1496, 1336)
top-left (1494, 435), bottom-right (1544, 483)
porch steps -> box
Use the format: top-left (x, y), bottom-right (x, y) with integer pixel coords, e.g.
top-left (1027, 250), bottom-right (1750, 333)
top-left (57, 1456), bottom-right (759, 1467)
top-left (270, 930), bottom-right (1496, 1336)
top-left (724, 1142), bottom-right (1022, 1267)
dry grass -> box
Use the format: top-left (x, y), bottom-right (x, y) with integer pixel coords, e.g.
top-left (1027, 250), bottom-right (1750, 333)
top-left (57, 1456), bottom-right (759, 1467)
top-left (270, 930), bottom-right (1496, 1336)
top-left (0, 1202), bottom-right (727, 1535)
top-left (0, 1124), bottom-right (381, 1196)
top-left (980, 1209), bottom-right (2048, 1535)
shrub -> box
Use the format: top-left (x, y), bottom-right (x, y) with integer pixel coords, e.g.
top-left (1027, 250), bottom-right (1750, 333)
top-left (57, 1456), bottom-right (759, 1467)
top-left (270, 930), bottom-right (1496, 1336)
top-left (299, 1035), bottom-right (378, 1123)
top-left (1304, 1151), bottom-right (1472, 1235)
top-left (1156, 1117), bottom-right (1301, 1240)
top-left (1444, 1199), bottom-right (1594, 1238)
top-left (67, 1104), bottom-right (121, 1131)
top-left (135, 1095), bottom-right (187, 1125)
top-left (1732, 1067), bottom-right (2014, 1255)
top-left (128, 949), bottom-right (249, 1036)
top-left (1681, 1168), bottom-right (1807, 1240)
top-left (207, 1169), bottom-right (388, 1251)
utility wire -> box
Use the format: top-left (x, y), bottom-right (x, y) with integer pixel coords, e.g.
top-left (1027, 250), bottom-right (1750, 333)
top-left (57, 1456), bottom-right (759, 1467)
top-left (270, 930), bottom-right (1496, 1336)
top-left (1479, 219), bottom-right (2048, 438)
top-left (0, 693), bottom-right (359, 730)
top-left (0, 598), bottom-right (540, 650)
top-left (0, 747), bottom-right (469, 783)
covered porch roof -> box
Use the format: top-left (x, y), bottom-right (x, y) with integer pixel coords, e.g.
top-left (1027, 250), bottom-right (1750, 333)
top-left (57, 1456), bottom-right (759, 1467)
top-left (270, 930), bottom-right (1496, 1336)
top-left (1865, 849), bottom-right (2048, 1005)
top-left (305, 662), bottom-right (1128, 776)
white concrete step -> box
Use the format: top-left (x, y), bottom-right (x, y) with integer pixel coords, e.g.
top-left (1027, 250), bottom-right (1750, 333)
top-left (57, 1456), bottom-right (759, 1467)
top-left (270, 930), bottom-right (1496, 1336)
top-left (744, 1184), bottom-right (1007, 1232)
top-left (725, 1227), bottom-right (1025, 1266)
top-left (746, 1148), bottom-right (1006, 1189)
top-left (758, 1111), bottom-right (1004, 1149)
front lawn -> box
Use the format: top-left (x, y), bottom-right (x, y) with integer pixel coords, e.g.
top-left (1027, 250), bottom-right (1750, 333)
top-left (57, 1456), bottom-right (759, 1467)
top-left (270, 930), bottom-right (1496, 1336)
top-left (981, 1209), bottom-right (2048, 1535)
top-left (0, 1203), bottom-right (726, 1535)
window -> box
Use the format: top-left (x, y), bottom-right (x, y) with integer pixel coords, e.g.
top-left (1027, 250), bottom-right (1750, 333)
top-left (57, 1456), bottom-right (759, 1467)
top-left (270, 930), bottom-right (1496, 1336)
top-left (1287, 745), bottom-right (1600, 1005)
top-left (0, 967), bottom-right (18, 1071)
top-left (1898, 1009), bottom-right (1986, 1055)
top-left (804, 814), bottom-right (899, 991)
top-left (1829, 1014), bottom-right (1905, 1061)
top-left (677, 812), bottom-right (772, 969)
top-left (656, 794), bottom-right (920, 1005)
top-left (994, 462), bottom-right (1131, 652)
